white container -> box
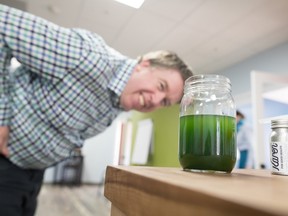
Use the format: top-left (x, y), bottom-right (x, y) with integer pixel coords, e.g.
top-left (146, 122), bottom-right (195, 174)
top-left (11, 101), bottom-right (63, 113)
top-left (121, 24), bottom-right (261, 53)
top-left (270, 119), bottom-right (288, 176)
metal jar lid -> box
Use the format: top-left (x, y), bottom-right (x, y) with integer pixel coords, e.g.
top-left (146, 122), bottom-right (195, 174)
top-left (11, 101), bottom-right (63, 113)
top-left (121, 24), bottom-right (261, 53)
top-left (271, 119), bottom-right (288, 128)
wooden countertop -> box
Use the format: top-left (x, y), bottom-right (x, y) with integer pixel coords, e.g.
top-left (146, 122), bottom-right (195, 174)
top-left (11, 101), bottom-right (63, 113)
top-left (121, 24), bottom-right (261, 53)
top-left (104, 166), bottom-right (288, 216)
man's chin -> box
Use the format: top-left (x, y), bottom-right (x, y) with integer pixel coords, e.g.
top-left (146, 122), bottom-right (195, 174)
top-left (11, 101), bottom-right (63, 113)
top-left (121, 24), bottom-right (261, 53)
top-left (135, 106), bottom-right (156, 113)
top-left (119, 101), bottom-right (132, 111)
top-left (124, 101), bottom-right (155, 112)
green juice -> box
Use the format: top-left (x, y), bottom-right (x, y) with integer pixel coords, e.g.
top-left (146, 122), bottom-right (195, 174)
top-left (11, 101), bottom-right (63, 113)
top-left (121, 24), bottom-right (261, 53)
top-left (179, 114), bottom-right (236, 173)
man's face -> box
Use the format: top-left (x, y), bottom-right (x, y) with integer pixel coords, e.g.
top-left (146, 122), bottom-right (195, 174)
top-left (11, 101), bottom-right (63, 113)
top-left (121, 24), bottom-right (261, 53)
top-left (120, 60), bottom-right (184, 112)
top-left (236, 115), bottom-right (241, 123)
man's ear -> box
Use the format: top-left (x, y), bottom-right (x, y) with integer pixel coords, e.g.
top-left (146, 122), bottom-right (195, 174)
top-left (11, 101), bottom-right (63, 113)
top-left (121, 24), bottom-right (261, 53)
top-left (139, 59), bottom-right (150, 68)
top-left (134, 60), bottom-right (150, 73)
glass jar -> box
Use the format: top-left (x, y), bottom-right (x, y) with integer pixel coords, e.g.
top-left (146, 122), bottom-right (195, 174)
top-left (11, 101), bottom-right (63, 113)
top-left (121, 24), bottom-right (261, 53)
top-left (179, 74), bottom-right (236, 173)
top-left (270, 119), bottom-right (288, 176)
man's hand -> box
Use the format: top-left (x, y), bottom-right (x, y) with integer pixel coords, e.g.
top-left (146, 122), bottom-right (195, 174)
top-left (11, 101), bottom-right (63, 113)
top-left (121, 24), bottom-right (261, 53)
top-left (0, 126), bottom-right (10, 157)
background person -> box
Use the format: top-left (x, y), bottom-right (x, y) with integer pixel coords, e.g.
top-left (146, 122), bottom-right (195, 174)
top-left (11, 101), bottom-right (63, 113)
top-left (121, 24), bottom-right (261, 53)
top-left (236, 110), bottom-right (254, 169)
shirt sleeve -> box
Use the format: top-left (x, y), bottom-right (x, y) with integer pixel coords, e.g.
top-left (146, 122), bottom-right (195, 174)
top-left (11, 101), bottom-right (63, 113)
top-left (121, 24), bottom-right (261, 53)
top-left (0, 4), bottom-right (88, 125)
top-left (0, 4), bottom-right (88, 80)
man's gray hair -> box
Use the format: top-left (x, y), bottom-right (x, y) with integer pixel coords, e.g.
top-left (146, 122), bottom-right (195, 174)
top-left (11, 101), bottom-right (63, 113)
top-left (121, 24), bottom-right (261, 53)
top-left (138, 50), bottom-right (193, 82)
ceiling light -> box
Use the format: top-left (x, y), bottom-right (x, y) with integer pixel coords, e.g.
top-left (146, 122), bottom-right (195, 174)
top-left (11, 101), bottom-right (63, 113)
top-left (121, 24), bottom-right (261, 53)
top-left (114, 0), bottom-right (145, 9)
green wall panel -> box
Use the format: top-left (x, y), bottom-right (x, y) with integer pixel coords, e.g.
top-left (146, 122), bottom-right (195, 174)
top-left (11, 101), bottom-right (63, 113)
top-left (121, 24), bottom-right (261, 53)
top-left (130, 105), bottom-right (181, 167)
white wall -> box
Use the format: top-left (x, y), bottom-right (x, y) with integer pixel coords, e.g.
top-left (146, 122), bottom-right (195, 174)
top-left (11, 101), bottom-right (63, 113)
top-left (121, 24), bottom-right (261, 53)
top-left (81, 120), bottom-right (119, 184)
top-left (217, 42), bottom-right (288, 96)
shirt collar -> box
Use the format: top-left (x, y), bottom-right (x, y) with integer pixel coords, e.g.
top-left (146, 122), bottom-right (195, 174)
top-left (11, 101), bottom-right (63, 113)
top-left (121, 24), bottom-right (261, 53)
top-left (108, 59), bottom-right (137, 109)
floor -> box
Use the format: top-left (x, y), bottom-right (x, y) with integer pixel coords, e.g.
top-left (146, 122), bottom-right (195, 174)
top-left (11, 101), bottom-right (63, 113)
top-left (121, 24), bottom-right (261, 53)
top-left (36, 184), bottom-right (111, 216)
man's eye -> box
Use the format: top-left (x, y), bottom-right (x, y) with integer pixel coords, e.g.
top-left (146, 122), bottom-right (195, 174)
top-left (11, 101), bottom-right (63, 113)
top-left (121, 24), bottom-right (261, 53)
top-left (159, 82), bottom-right (165, 91)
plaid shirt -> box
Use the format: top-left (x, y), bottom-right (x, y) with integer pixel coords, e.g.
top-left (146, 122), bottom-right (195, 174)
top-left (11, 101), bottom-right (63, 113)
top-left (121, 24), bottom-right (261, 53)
top-left (0, 5), bottom-right (137, 169)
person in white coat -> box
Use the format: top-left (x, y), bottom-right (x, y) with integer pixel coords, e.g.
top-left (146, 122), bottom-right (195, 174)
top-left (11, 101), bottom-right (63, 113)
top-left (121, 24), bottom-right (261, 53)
top-left (236, 110), bottom-right (254, 168)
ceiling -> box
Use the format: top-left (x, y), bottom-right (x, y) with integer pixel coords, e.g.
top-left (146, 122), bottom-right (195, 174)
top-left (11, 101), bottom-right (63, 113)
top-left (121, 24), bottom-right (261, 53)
top-left (1, 0), bottom-right (288, 75)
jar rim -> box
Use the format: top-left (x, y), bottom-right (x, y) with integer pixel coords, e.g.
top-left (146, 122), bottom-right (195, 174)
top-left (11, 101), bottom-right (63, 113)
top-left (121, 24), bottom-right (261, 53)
top-left (185, 74), bottom-right (231, 84)
top-left (184, 74), bottom-right (231, 93)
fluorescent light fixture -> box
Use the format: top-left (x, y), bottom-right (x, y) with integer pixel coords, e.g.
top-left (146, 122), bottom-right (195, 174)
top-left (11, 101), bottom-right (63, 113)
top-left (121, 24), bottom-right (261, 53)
top-left (114, 0), bottom-right (145, 9)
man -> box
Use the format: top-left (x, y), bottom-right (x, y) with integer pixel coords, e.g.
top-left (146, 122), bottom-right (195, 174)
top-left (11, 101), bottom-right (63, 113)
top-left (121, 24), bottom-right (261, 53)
top-left (0, 4), bottom-right (193, 216)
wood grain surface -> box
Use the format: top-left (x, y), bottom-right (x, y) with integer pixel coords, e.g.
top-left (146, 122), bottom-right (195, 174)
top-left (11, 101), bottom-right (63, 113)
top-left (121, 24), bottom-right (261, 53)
top-left (104, 166), bottom-right (288, 216)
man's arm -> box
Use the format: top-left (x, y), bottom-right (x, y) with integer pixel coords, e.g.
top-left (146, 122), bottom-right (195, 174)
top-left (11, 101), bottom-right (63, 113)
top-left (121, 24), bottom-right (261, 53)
top-left (0, 4), bottom-right (87, 82)
top-left (0, 5), bottom-right (13, 126)
top-left (0, 36), bottom-right (10, 156)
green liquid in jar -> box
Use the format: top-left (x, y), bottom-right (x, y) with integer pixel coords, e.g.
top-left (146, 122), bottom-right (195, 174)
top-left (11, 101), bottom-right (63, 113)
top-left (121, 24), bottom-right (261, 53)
top-left (179, 114), bottom-right (236, 173)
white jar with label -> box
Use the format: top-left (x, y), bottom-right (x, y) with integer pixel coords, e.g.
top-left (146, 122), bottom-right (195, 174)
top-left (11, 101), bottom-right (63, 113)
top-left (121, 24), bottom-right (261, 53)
top-left (270, 119), bottom-right (288, 175)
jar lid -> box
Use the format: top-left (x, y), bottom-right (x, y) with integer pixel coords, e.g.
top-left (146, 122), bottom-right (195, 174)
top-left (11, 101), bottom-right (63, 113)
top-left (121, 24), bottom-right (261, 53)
top-left (271, 119), bottom-right (288, 128)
